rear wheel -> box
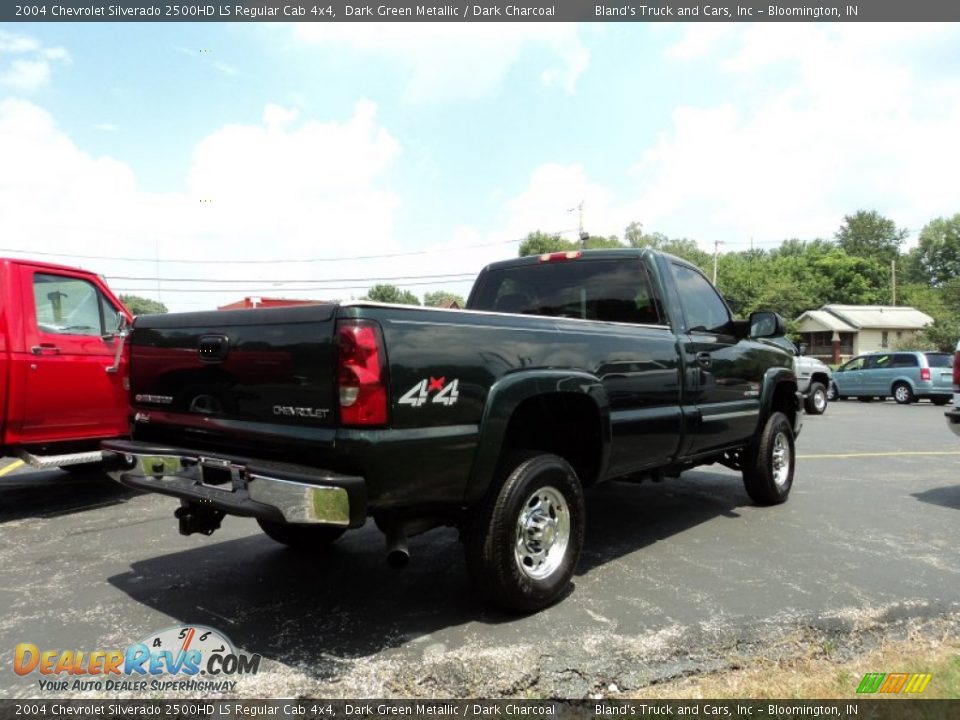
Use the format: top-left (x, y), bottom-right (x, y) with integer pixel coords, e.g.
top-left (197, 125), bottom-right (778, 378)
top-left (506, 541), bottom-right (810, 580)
top-left (257, 519), bottom-right (345, 551)
top-left (804, 382), bottom-right (828, 415)
top-left (742, 412), bottom-right (795, 506)
top-left (893, 382), bottom-right (914, 405)
top-left (826, 382), bottom-right (840, 402)
top-left (465, 452), bottom-right (585, 613)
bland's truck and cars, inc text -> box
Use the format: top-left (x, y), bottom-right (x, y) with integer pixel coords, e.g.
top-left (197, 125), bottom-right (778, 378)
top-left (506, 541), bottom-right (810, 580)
top-left (103, 249), bottom-right (802, 612)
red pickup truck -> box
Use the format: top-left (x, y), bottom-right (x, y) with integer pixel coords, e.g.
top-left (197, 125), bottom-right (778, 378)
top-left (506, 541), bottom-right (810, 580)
top-left (0, 258), bottom-right (132, 470)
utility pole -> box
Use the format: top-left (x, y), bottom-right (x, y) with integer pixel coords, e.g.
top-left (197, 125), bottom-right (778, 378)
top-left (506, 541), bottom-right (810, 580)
top-left (713, 239), bottom-right (724, 284)
top-left (891, 259), bottom-right (897, 306)
top-left (576, 201), bottom-right (588, 248)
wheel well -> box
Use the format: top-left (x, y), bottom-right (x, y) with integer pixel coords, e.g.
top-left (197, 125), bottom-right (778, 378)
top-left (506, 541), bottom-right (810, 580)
top-left (810, 373), bottom-right (830, 388)
top-left (771, 381), bottom-right (798, 427)
top-left (501, 393), bottom-right (604, 486)
top-left (891, 379), bottom-right (912, 391)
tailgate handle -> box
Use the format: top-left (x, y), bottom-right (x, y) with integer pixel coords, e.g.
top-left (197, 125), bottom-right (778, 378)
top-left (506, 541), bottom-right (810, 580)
top-left (31, 344), bottom-right (61, 356)
top-left (198, 335), bottom-right (230, 362)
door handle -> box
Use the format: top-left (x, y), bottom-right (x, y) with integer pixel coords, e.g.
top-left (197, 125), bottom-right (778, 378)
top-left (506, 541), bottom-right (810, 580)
top-left (31, 344), bottom-right (61, 355)
top-left (696, 351), bottom-right (712, 369)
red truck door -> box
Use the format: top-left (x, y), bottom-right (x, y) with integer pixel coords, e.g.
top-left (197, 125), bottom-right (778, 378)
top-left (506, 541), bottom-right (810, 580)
top-left (19, 266), bottom-right (129, 445)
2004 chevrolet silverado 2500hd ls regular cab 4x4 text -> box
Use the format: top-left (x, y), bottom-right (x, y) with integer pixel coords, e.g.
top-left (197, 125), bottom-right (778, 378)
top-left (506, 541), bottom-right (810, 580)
top-left (103, 249), bottom-right (802, 612)
top-left (0, 258), bottom-right (131, 471)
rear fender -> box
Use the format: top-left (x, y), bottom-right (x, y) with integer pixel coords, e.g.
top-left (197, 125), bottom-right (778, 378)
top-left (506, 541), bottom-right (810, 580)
top-left (464, 370), bottom-right (610, 505)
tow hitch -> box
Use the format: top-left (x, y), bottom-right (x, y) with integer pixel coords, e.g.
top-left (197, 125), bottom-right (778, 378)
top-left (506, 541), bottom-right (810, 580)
top-left (174, 502), bottom-right (225, 536)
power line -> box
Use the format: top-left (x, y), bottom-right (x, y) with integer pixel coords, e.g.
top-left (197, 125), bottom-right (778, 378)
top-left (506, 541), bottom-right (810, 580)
top-left (106, 271), bottom-right (478, 284)
top-left (112, 277), bottom-right (477, 293)
top-left (0, 229), bottom-right (577, 265)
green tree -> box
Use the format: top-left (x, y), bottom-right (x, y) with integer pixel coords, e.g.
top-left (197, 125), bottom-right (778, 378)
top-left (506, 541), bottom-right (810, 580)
top-left (834, 210), bottom-right (907, 265)
top-left (423, 290), bottom-right (465, 308)
top-left (363, 284), bottom-right (420, 305)
top-left (119, 294), bottom-right (168, 315)
top-left (908, 213), bottom-right (960, 286)
top-left (518, 230), bottom-right (577, 257)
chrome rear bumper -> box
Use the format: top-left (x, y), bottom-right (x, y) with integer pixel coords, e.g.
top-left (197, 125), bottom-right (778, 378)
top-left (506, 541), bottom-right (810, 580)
top-left (102, 440), bottom-right (366, 527)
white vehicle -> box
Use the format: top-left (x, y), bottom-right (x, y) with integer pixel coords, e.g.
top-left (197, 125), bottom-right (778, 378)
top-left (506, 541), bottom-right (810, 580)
top-left (946, 339), bottom-right (960, 437)
top-left (770, 338), bottom-right (833, 416)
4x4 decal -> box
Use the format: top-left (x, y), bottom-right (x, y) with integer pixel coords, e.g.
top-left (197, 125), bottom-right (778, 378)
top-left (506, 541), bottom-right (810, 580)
top-left (399, 377), bottom-right (460, 407)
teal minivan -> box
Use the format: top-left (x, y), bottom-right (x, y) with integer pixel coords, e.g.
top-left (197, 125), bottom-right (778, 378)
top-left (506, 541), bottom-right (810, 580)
top-left (828, 350), bottom-right (953, 405)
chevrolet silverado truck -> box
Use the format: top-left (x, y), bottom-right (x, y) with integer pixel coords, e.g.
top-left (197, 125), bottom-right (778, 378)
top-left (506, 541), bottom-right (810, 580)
top-left (1, 258), bottom-right (131, 471)
top-left (103, 249), bottom-right (802, 612)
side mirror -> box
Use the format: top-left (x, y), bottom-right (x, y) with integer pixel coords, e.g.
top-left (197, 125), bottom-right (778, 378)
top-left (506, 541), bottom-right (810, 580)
top-left (749, 311), bottom-right (786, 339)
top-left (798, 343), bottom-right (807, 356)
top-left (106, 314), bottom-right (131, 374)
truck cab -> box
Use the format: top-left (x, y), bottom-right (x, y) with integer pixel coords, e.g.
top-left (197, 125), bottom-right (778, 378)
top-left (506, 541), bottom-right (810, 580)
top-left (0, 258), bottom-right (132, 469)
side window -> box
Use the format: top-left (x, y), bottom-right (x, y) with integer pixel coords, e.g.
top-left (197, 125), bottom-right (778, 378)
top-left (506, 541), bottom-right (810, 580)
top-left (866, 354), bottom-right (892, 370)
top-left (33, 273), bottom-right (104, 337)
top-left (840, 356), bottom-right (865, 371)
top-left (100, 294), bottom-right (125, 336)
top-left (892, 353), bottom-right (919, 368)
top-left (671, 264), bottom-right (731, 334)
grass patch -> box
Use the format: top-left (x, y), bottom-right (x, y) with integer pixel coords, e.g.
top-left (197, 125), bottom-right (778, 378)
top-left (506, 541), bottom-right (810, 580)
top-left (638, 634), bottom-right (959, 699)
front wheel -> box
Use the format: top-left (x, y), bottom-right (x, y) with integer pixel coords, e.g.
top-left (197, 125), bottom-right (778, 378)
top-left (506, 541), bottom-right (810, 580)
top-left (257, 519), bottom-right (345, 551)
top-left (465, 452), bottom-right (585, 613)
top-left (826, 382), bottom-right (840, 402)
top-left (742, 412), bottom-right (795, 506)
top-left (804, 382), bottom-right (828, 415)
top-left (893, 382), bottom-right (914, 405)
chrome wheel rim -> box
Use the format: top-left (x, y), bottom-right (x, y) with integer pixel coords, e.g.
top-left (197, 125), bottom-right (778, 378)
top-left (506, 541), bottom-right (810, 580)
top-left (515, 486), bottom-right (570, 580)
top-left (895, 386), bottom-right (909, 403)
top-left (813, 389), bottom-right (827, 412)
top-left (772, 431), bottom-right (791, 488)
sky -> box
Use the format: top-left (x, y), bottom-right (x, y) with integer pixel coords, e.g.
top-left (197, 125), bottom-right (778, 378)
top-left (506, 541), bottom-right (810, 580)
top-left (1, 20), bottom-right (959, 312)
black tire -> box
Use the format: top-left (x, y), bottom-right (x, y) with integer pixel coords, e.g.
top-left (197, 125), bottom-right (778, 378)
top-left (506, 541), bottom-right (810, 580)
top-left (742, 412), bottom-right (795, 506)
top-left (257, 519), bottom-right (345, 551)
top-left (857, 396), bottom-right (874, 403)
top-left (465, 452), bottom-right (585, 613)
top-left (893, 382), bottom-right (914, 405)
top-left (804, 382), bottom-right (828, 415)
top-left (932, 397), bottom-right (950, 406)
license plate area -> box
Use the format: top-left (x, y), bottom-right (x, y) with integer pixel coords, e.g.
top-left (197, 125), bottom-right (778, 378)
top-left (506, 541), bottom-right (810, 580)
top-left (199, 457), bottom-right (242, 491)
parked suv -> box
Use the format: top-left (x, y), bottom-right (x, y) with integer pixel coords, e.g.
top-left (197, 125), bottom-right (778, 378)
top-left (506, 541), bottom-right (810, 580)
top-left (830, 350), bottom-right (953, 405)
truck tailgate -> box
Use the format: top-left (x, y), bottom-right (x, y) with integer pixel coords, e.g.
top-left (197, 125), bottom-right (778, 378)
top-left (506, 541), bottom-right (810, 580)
top-left (129, 304), bottom-right (339, 455)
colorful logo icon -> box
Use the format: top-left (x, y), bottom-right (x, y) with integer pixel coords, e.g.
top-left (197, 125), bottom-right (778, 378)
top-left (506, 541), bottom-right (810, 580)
top-left (856, 672), bottom-right (932, 694)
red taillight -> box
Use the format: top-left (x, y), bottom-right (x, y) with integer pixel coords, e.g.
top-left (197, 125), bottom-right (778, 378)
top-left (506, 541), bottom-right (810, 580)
top-left (538, 250), bottom-right (582, 263)
top-left (337, 320), bottom-right (388, 426)
top-left (953, 351), bottom-right (960, 392)
top-left (920, 367), bottom-right (931, 382)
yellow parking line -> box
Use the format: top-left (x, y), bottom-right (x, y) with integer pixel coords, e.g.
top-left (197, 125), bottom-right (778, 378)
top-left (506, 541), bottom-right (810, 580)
top-left (0, 459), bottom-right (25, 476)
top-left (799, 451), bottom-right (960, 459)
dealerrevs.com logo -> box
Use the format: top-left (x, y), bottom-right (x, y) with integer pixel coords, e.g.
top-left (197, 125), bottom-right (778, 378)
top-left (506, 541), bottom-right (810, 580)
top-left (14, 625), bottom-right (260, 693)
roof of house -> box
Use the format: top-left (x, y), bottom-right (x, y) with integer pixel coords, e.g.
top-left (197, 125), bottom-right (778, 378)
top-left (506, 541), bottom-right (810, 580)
top-left (796, 309), bottom-right (857, 332)
top-left (796, 304), bottom-right (933, 330)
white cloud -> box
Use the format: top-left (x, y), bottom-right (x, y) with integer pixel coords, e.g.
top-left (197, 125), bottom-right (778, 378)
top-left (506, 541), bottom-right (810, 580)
top-left (293, 23), bottom-right (589, 102)
top-left (0, 31), bottom-right (69, 91)
top-left (0, 98), bottom-right (409, 310)
top-left (626, 23), bottom-right (960, 246)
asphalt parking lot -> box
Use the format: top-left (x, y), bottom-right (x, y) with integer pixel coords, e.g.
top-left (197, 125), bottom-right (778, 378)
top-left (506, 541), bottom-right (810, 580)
top-left (2, 399), bottom-right (958, 699)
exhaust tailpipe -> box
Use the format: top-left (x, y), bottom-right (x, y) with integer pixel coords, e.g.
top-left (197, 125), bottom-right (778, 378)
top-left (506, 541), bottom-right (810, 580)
top-left (385, 526), bottom-right (410, 569)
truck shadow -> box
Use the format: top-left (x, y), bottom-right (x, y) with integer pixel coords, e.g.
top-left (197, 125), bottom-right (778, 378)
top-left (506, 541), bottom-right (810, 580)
top-left (106, 469), bottom-right (747, 677)
top-left (912, 485), bottom-right (960, 511)
top-left (0, 469), bottom-right (141, 522)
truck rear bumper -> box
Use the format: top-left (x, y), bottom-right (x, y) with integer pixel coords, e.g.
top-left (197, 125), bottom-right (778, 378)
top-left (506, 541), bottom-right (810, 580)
top-left (102, 440), bottom-right (366, 528)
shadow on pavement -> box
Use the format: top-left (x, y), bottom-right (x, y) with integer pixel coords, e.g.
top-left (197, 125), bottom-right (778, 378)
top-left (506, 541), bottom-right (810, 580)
top-left (912, 485), bottom-right (960, 511)
top-left (0, 468), bottom-right (141, 522)
top-left (106, 469), bottom-right (747, 676)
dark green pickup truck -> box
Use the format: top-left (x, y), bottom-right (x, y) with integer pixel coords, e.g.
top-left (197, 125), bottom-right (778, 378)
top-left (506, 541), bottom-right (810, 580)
top-left (104, 249), bottom-right (802, 612)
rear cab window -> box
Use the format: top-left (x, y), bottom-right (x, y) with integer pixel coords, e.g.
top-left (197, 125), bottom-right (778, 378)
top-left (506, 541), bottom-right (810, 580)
top-left (469, 257), bottom-right (665, 325)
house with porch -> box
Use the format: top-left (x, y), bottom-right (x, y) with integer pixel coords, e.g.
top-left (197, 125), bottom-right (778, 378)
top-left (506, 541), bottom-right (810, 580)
top-left (794, 304), bottom-right (933, 363)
